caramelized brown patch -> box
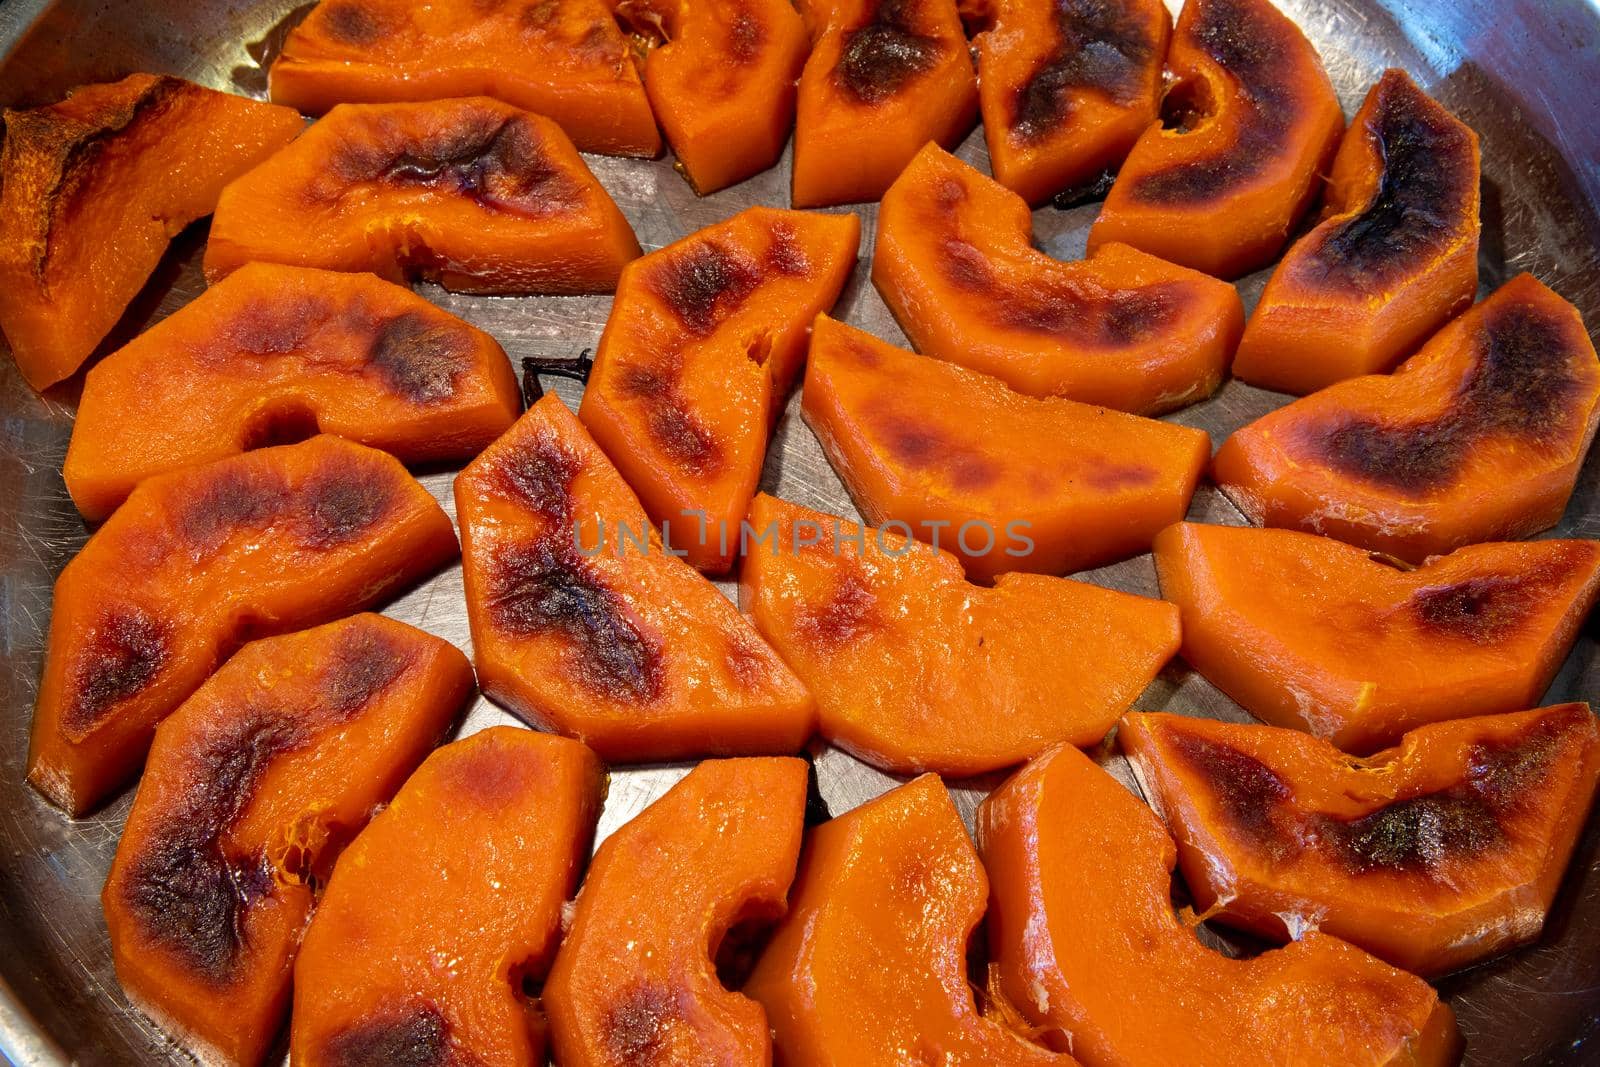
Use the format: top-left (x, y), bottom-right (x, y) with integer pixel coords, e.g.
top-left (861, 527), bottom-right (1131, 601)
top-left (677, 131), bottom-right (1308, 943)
top-left (1085, 462), bottom-right (1158, 491)
top-left (322, 1003), bottom-right (477, 1067)
top-left (1305, 300), bottom-right (1589, 493)
top-left (873, 409), bottom-right (999, 491)
top-left (485, 539), bottom-right (665, 704)
top-left (940, 238), bottom-right (1183, 343)
top-left (602, 982), bottom-right (680, 1064)
top-left (65, 608), bottom-right (173, 733)
top-left (177, 465), bottom-right (289, 553)
top-left (367, 311), bottom-right (472, 404)
top-left (727, 7), bottom-right (764, 64)
top-left (835, 0), bottom-right (943, 105)
top-left (1130, 0), bottom-right (1302, 205)
top-left (320, 0), bottom-right (390, 46)
top-left (649, 241), bottom-right (762, 334)
top-left (1011, 0), bottom-right (1161, 143)
top-left (296, 460), bottom-right (398, 548)
top-left (1409, 573), bottom-right (1542, 641)
top-left (1165, 712), bottom-right (1580, 877)
top-left (1304, 74), bottom-right (1476, 290)
top-left (320, 623), bottom-right (412, 716)
top-left (798, 570), bottom-right (878, 648)
top-left (767, 222), bottom-right (811, 277)
top-left (489, 430), bottom-right (583, 522)
top-left (617, 364), bottom-right (723, 475)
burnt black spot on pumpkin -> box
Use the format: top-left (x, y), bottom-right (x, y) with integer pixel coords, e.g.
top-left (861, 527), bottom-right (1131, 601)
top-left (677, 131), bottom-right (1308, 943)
top-left (650, 241), bottom-right (762, 334)
top-left (1164, 730), bottom-right (1294, 857)
top-left (178, 465), bottom-right (289, 554)
top-left (602, 982), bottom-right (679, 1064)
top-left (1011, 0), bottom-right (1161, 143)
top-left (321, 0), bottom-right (387, 45)
top-left (65, 608), bottom-right (172, 733)
top-left (320, 623), bottom-right (411, 717)
top-left (484, 539), bottom-right (664, 704)
top-left (120, 709), bottom-right (307, 983)
top-left (616, 364), bottom-right (723, 475)
top-left (367, 311), bottom-right (471, 404)
top-left (489, 430), bottom-right (583, 523)
top-left (296, 462), bottom-right (397, 548)
top-left (1128, 0), bottom-right (1301, 206)
top-left (1305, 74), bottom-right (1476, 289)
top-left (1409, 573), bottom-right (1540, 641)
top-left (835, 0), bottom-right (944, 105)
top-left (321, 1002), bottom-right (475, 1067)
top-left (1305, 300), bottom-right (1586, 492)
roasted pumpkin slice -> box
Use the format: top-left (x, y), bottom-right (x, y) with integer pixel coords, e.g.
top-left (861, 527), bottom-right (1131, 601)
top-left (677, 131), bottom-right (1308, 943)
top-left (745, 774), bottom-right (1067, 1065)
top-left (0, 74), bottom-right (303, 391)
top-left (790, 0), bottom-right (978, 207)
top-left (1087, 0), bottom-right (1343, 278)
top-left (269, 0), bottom-right (660, 156)
top-left (974, 0), bottom-right (1170, 205)
top-left (978, 742), bottom-right (1462, 1066)
top-left (291, 727), bottom-right (604, 1067)
top-left (1234, 70), bottom-right (1481, 395)
top-left (802, 316), bottom-right (1209, 579)
top-left (874, 144), bottom-right (1244, 413)
top-left (457, 393), bottom-right (815, 761)
top-left (203, 98), bottom-right (640, 294)
top-left (580, 207), bottom-right (859, 573)
top-left (546, 757), bottom-right (807, 1066)
top-left (28, 436), bottom-right (457, 816)
top-left (1213, 273), bottom-right (1600, 561)
top-left (1153, 523), bottom-right (1600, 753)
top-left (65, 263), bottom-right (519, 521)
top-left (619, 0), bottom-right (810, 193)
top-left (739, 494), bottom-right (1179, 776)
top-left (103, 614), bottom-right (471, 1067)
top-left (1119, 705), bottom-right (1600, 978)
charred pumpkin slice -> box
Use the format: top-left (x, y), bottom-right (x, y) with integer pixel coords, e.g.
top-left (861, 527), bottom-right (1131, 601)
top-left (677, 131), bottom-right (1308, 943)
top-left (874, 143), bottom-right (1244, 413)
top-left (1119, 705), bottom-right (1600, 978)
top-left (203, 98), bottom-right (640, 294)
top-left (740, 494), bottom-right (1179, 776)
top-left (28, 436), bottom-right (457, 816)
top-left (744, 774), bottom-right (1067, 1065)
top-left (802, 316), bottom-right (1210, 580)
top-left (974, 0), bottom-right (1170, 205)
top-left (1087, 0), bottom-right (1343, 278)
top-left (65, 263), bottom-right (519, 521)
top-left (618, 0), bottom-right (810, 193)
top-left (269, 0), bottom-right (660, 157)
top-left (1234, 70), bottom-right (1482, 395)
top-left (0, 74), bottom-right (303, 392)
top-left (1153, 523), bottom-right (1600, 753)
top-left (790, 0), bottom-right (978, 207)
top-left (978, 742), bottom-right (1462, 1066)
top-left (457, 393), bottom-right (815, 761)
top-left (102, 614), bottom-right (471, 1067)
top-left (1213, 273), bottom-right (1600, 561)
top-left (579, 207), bottom-right (859, 574)
top-left (545, 757), bottom-right (807, 1066)
top-left (291, 727), bottom-right (604, 1067)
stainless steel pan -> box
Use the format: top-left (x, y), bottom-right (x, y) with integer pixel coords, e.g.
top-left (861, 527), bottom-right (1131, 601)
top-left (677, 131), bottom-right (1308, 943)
top-left (3, 0), bottom-right (1599, 1062)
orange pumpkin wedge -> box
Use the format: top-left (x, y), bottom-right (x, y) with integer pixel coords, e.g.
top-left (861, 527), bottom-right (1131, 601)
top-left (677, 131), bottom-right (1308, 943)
top-left (1153, 522), bottom-right (1600, 753)
top-left (1119, 705), bottom-right (1600, 978)
top-left (874, 143), bottom-right (1244, 413)
top-left (64, 262), bottom-right (519, 521)
top-left (619, 0), bottom-right (810, 193)
top-left (1233, 70), bottom-right (1481, 395)
top-left (102, 614), bottom-right (471, 1067)
top-left (291, 727), bottom-right (604, 1067)
top-left (1087, 0), bottom-right (1343, 278)
top-left (744, 774), bottom-right (1068, 1065)
top-left (802, 316), bottom-right (1210, 579)
top-left (203, 98), bottom-right (640, 294)
top-left (268, 0), bottom-right (661, 157)
top-left (28, 436), bottom-right (457, 816)
top-left (1213, 273), bottom-right (1600, 561)
top-left (457, 393), bottom-right (815, 762)
top-left (0, 74), bottom-right (303, 391)
top-left (545, 757), bottom-right (807, 1066)
top-left (790, 0), bottom-right (978, 207)
top-left (579, 207), bottom-right (859, 573)
top-left (974, 0), bottom-right (1171, 205)
top-left (739, 494), bottom-right (1179, 776)
top-left (978, 742), bottom-right (1462, 1066)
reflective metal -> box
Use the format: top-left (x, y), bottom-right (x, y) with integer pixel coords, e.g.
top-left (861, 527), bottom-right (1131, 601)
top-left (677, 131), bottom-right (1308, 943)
top-left (2, 0), bottom-right (1599, 1063)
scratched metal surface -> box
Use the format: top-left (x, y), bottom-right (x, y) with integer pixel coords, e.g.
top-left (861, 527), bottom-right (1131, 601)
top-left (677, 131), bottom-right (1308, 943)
top-left (2, 0), bottom-right (1600, 1063)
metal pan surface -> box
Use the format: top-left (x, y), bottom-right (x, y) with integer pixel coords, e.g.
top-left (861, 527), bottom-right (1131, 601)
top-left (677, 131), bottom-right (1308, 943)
top-left (2, 0), bottom-right (1599, 1062)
